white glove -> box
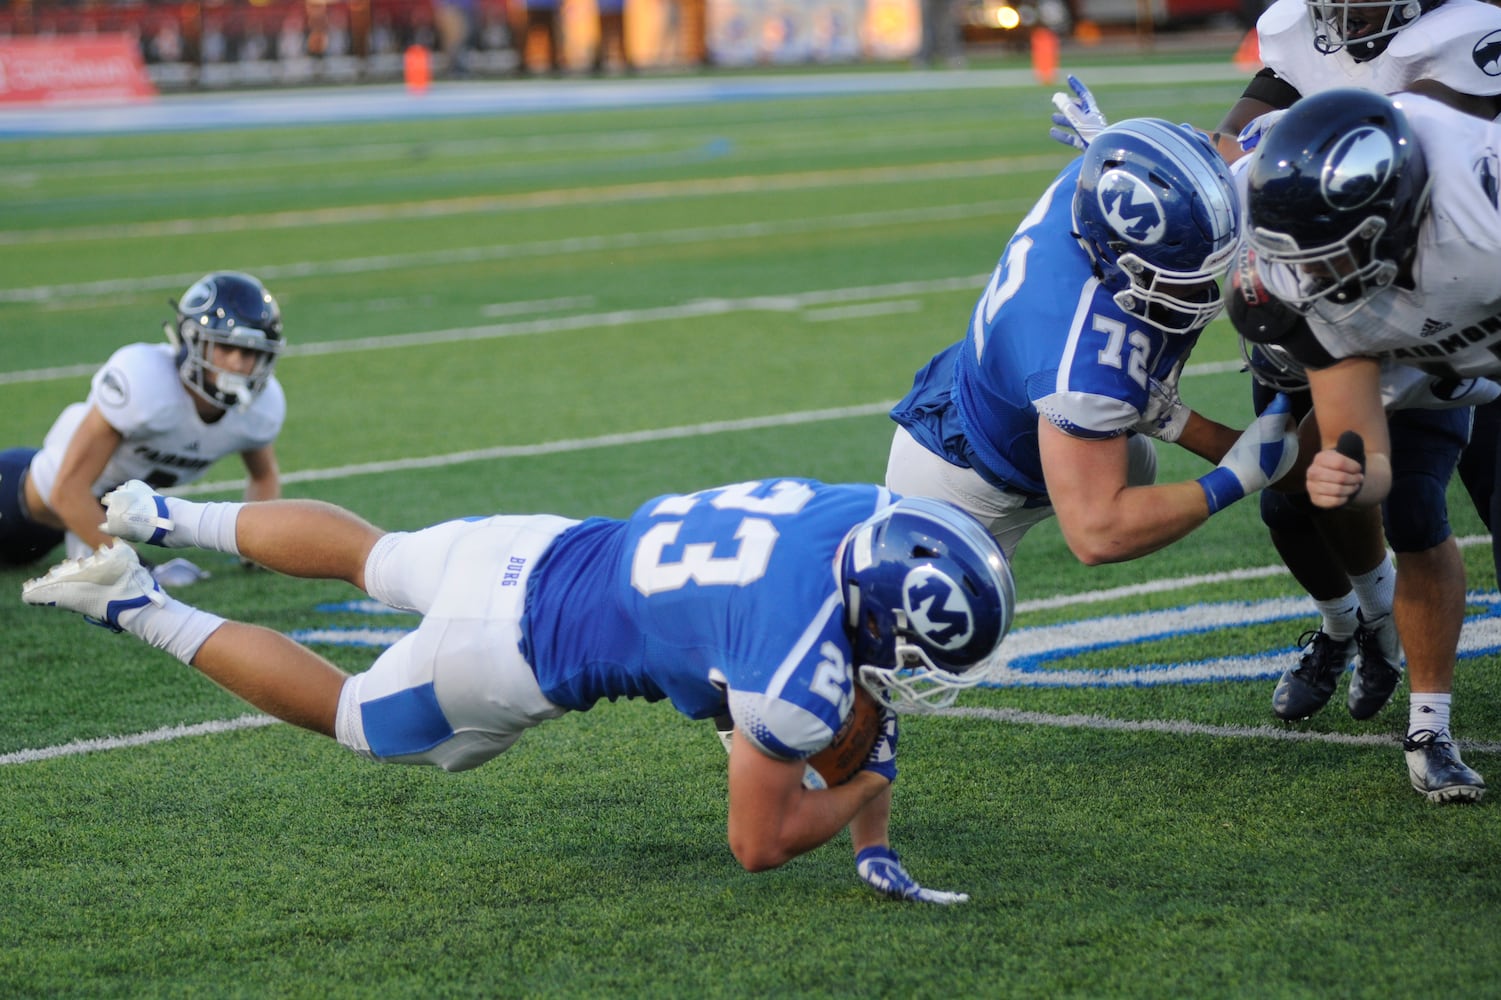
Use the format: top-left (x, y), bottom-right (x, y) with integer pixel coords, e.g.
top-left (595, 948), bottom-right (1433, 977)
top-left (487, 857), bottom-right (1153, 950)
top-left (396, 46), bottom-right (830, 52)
top-left (1049, 75), bottom-right (1108, 151)
top-left (1133, 362), bottom-right (1190, 443)
top-left (1236, 108), bottom-right (1287, 153)
top-left (856, 846), bottom-right (969, 905)
top-left (1197, 392), bottom-right (1299, 514)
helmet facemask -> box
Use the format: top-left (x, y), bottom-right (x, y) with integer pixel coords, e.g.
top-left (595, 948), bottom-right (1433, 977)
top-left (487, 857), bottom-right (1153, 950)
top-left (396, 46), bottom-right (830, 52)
top-left (839, 497), bottom-right (1015, 714)
top-left (166, 272), bottom-right (284, 412)
top-left (1307, 0), bottom-right (1432, 61)
top-left (1249, 215), bottom-right (1397, 324)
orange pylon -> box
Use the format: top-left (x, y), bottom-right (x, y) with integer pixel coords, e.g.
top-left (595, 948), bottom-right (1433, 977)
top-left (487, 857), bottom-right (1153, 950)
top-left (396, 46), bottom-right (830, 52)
top-left (1233, 29), bottom-right (1261, 72)
top-left (404, 45), bottom-right (431, 94)
top-left (1031, 28), bottom-right (1059, 85)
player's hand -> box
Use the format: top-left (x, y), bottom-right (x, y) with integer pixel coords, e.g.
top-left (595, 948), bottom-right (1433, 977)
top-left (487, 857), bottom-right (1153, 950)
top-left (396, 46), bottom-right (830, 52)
top-left (858, 707), bottom-right (898, 784)
top-left (1197, 393), bottom-right (1299, 514)
top-left (1236, 108), bottom-right (1286, 153)
top-left (1306, 432), bottom-right (1366, 509)
top-left (1134, 367), bottom-right (1190, 443)
top-left (856, 846), bottom-right (970, 905)
top-left (1049, 75), bottom-right (1108, 151)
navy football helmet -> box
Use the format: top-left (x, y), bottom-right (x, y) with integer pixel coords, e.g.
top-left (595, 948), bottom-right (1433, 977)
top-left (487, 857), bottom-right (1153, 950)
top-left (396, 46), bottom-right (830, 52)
top-left (839, 496), bottom-right (1015, 713)
top-left (1073, 118), bottom-right (1241, 334)
top-left (1307, 0), bottom-right (1446, 61)
top-left (166, 272), bottom-right (284, 410)
top-left (1245, 89), bottom-right (1430, 324)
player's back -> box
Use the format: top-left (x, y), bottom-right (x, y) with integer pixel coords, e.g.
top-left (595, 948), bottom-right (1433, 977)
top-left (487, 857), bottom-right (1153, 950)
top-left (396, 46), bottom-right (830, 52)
top-left (949, 161), bottom-right (1196, 494)
top-left (521, 479), bottom-right (889, 737)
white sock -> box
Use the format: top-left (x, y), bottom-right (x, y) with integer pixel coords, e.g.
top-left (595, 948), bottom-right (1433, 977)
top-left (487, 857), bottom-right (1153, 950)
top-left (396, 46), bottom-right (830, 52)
top-left (1351, 553), bottom-right (1396, 621)
top-left (163, 498), bottom-right (244, 557)
top-left (1315, 593), bottom-right (1359, 641)
top-left (124, 595), bottom-right (227, 665)
top-left (1409, 693), bottom-right (1452, 740)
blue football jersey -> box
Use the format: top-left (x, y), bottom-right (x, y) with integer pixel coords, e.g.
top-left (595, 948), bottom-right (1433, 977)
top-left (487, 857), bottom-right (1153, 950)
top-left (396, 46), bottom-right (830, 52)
top-left (892, 159), bottom-right (1203, 496)
top-left (519, 479), bottom-right (891, 761)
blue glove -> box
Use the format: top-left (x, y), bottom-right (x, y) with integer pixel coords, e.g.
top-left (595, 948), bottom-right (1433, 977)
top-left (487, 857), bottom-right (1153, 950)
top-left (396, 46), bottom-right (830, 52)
top-left (856, 846), bottom-right (970, 905)
top-left (1197, 392), bottom-right (1299, 514)
top-left (859, 707), bottom-right (898, 783)
top-left (1049, 75), bottom-right (1108, 151)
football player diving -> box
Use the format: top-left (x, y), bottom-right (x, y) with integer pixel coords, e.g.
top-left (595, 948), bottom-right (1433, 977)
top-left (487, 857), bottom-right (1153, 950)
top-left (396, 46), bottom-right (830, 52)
top-left (24, 478), bottom-right (1015, 902)
top-left (884, 118), bottom-right (1298, 570)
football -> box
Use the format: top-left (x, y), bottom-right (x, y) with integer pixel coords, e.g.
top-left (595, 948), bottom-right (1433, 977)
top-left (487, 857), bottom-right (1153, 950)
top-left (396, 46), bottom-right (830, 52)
top-left (803, 685), bottom-right (882, 788)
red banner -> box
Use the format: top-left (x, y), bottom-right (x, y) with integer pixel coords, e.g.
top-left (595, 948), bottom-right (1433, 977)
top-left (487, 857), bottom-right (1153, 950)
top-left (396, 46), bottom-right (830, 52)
top-left (0, 35), bottom-right (156, 105)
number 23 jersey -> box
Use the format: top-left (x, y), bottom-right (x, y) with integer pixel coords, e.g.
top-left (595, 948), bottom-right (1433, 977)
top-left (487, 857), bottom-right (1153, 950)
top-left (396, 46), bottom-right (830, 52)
top-left (520, 479), bottom-right (890, 762)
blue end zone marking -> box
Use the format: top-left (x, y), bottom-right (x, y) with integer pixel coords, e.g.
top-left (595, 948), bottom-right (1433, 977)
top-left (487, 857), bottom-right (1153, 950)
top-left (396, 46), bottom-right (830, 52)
top-left (361, 682), bottom-right (454, 758)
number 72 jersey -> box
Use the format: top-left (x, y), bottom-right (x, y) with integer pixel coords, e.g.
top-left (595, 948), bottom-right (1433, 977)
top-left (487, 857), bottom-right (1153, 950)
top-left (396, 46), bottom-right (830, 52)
top-left (948, 159), bottom-right (1203, 495)
top-left (519, 479), bottom-right (893, 762)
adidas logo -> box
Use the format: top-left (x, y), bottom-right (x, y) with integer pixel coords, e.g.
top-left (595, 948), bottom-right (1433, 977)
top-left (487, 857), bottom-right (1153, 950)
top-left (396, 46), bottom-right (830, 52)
top-left (1419, 318), bottom-right (1451, 338)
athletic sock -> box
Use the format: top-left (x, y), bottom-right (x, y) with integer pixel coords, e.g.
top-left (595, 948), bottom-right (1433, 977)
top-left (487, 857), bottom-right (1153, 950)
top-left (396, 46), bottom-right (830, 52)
top-left (1315, 593), bottom-right (1359, 641)
top-left (124, 595), bottom-right (227, 664)
top-left (1409, 692), bottom-right (1452, 741)
top-left (163, 499), bottom-right (244, 557)
top-left (1350, 553), bottom-right (1397, 621)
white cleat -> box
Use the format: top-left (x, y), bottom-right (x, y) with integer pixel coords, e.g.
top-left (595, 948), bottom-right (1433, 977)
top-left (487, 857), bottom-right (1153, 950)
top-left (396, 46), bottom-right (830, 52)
top-left (22, 541), bottom-right (165, 632)
top-left (100, 479), bottom-right (178, 546)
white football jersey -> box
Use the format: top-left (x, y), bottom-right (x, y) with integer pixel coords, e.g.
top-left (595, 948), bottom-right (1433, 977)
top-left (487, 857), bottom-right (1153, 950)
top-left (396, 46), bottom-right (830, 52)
top-left (1257, 0), bottom-right (1501, 99)
top-left (1301, 94), bottom-right (1501, 378)
top-left (28, 342), bottom-right (286, 503)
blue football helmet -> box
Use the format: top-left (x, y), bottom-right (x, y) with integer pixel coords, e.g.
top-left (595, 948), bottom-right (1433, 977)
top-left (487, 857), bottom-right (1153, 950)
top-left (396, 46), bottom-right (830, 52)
top-left (839, 496), bottom-right (1015, 713)
top-left (166, 272), bottom-right (284, 410)
top-left (1072, 118), bottom-right (1241, 334)
top-left (1307, 0), bottom-right (1446, 61)
top-left (1245, 89), bottom-right (1430, 324)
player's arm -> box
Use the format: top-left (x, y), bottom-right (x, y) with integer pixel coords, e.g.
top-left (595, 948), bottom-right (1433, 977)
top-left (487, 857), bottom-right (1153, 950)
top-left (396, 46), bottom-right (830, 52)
top-left (240, 444), bottom-right (281, 503)
top-left (1304, 357), bottom-right (1392, 509)
top-left (1041, 398), bottom-right (1298, 565)
top-left (725, 728), bottom-right (887, 873)
top-left (1040, 425), bottom-right (1214, 565)
top-left (42, 405), bottom-right (123, 553)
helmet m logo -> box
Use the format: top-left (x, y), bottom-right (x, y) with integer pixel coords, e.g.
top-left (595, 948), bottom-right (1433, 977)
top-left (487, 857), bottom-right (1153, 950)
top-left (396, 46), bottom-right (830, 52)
top-left (180, 277), bottom-right (218, 313)
top-left (1321, 126), bottom-right (1395, 210)
top-left (903, 567), bottom-right (975, 650)
top-left (1097, 169), bottom-right (1166, 245)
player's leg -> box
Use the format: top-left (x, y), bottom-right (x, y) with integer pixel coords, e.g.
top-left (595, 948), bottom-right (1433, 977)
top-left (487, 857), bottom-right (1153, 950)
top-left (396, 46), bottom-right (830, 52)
top-left (1256, 386), bottom-right (1371, 720)
top-left (337, 515), bottom-right (573, 772)
top-left (0, 447), bottom-right (64, 566)
top-left (101, 480), bottom-right (382, 589)
top-left (22, 542), bottom-right (349, 737)
top-left (1382, 407), bottom-right (1484, 802)
top-left (1456, 397), bottom-right (1501, 588)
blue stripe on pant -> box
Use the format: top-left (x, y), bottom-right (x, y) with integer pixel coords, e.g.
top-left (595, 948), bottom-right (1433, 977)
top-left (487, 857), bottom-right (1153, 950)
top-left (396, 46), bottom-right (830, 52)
top-left (361, 682), bottom-right (454, 758)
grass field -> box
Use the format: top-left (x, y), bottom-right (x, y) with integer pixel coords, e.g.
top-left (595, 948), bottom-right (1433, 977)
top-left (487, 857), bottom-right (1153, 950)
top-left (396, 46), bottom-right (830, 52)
top-left (3, 52), bottom-right (1500, 998)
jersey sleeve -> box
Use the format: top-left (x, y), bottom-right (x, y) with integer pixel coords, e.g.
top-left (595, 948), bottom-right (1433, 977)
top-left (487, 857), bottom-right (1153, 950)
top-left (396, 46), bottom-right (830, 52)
top-left (88, 344), bottom-right (182, 439)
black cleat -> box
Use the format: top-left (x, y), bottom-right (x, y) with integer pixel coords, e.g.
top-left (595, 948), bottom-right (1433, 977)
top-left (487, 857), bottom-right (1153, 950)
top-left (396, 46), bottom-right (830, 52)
top-left (1403, 730), bottom-right (1486, 803)
top-left (1272, 629), bottom-right (1355, 721)
top-left (1347, 611), bottom-right (1403, 720)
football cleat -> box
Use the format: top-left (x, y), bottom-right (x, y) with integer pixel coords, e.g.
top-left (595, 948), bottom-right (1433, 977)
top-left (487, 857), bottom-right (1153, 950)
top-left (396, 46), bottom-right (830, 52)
top-left (1347, 611), bottom-right (1403, 720)
top-left (100, 479), bottom-right (179, 547)
top-left (1403, 730), bottom-right (1486, 804)
top-left (1271, 628), bottom-right (1355, 721)
top-left (21, 541), bottom-right (165, 632)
